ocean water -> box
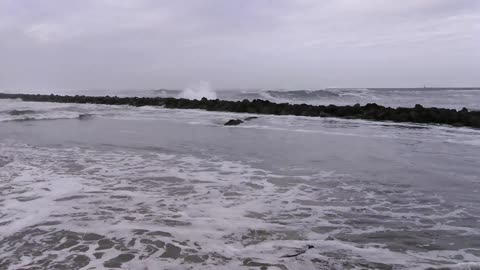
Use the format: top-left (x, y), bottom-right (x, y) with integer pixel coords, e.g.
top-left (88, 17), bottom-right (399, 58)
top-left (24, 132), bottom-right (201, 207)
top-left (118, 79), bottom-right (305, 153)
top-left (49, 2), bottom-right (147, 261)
top-left (8, 87), bottom-right (479, 110)
top-left (0, 88), bottom-right (480, 269)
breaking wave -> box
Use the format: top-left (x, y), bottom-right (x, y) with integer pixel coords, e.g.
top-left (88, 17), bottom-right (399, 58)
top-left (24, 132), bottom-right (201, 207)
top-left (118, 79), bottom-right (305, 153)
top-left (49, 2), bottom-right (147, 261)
top-left (178, 81), bottom-right (217, 100)
top-left (1, 141), bottom-right (479, 269)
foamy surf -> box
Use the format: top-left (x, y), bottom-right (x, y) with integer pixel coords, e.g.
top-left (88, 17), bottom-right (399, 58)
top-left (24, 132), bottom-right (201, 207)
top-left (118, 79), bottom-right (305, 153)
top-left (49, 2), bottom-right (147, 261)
top-left (1, 91), bottom-right (480, 269)
top-left (0, 141), bottom-right (479, 269)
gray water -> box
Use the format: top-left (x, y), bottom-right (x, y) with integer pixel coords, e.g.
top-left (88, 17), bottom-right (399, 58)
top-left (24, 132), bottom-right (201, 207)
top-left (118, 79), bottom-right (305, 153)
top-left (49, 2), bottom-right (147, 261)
top-left (0, 88), bottom-right (480, 269)
top-left (14, 87), bottom-right (478, 110)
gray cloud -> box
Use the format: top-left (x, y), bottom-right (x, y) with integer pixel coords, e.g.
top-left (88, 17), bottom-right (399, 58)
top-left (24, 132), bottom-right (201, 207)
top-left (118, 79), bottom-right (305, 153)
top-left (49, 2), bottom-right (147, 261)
top-left (1, 0), bottom-right (479, 91)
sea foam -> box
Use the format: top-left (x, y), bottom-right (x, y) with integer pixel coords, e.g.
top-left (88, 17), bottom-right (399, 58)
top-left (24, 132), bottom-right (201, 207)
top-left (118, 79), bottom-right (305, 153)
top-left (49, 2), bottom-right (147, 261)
top-left (178, 81), bottom-right (217, 100)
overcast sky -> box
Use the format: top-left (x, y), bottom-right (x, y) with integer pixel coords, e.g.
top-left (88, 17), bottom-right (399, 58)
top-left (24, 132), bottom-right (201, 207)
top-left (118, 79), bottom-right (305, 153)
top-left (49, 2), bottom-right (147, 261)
top-left (1, 0), bottom-right (479, 91)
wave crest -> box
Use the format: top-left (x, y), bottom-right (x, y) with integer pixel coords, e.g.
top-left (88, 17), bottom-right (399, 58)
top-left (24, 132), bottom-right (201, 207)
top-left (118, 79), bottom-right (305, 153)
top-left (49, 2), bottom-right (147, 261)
top-left (178, 81), bottom-right (217, 100)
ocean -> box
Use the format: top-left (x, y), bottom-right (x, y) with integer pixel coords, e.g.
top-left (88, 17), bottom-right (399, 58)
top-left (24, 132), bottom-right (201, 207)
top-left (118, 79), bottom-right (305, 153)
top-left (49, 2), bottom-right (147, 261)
top-left (1, 88), bottom-right (480, 269)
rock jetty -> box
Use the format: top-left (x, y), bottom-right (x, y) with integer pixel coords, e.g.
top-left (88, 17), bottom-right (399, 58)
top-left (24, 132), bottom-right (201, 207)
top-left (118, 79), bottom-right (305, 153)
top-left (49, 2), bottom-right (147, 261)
top-left (1, 93), bottom-right (479, 128)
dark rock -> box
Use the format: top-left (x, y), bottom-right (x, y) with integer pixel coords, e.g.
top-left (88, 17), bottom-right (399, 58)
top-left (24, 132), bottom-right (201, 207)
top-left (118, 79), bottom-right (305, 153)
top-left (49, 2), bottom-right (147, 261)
top-left (224, 119), bottom-right (244, 126)
top-left (1, 92), bottom-right (479, 129)
top-left (244, 116), bottom-right (259, 121)
top-left (78, 114), bottom-right (93, 120)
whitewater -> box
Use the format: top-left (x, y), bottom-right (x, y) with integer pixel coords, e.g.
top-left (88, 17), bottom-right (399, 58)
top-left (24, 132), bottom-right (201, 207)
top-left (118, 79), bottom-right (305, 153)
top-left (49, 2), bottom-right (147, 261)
top-left (1, 87), bottom-right (480, 269)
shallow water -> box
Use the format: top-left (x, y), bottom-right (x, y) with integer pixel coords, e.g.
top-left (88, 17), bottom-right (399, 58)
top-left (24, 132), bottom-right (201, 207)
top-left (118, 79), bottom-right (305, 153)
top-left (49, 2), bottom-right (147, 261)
top-left (0, 96), bottom-right (480, 269)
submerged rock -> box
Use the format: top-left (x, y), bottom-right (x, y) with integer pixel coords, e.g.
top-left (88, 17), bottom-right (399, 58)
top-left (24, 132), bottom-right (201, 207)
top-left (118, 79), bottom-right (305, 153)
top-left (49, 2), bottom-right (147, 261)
top-left (78, 114), bottom-right (93, 120)
top-left (244, 116), bottom-right (258, 121)
top-left (224, 119), bottom-right (244, 126)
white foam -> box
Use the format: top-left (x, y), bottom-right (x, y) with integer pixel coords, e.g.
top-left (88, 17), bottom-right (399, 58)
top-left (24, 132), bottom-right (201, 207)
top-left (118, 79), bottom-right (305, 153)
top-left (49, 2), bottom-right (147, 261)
top-left (1, 142), bottom-right (479, 269)
top-left (178, 81), bottom-right (217, 100)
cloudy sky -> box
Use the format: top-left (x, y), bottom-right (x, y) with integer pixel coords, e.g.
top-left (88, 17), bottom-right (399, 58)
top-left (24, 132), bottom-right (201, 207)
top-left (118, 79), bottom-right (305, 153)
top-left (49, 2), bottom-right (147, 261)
top-left (1, 0), bottom-right (479, 91)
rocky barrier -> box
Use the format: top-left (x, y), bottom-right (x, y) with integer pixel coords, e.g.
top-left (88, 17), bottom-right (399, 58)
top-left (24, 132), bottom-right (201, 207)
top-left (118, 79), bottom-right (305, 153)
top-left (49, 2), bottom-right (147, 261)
top-left (1, 93), bottom-right (479, 128)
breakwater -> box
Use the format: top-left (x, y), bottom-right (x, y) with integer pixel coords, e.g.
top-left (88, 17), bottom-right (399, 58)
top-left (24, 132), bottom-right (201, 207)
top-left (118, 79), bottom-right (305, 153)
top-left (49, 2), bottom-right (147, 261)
top-left (1, 93), bottom-right (479, 128)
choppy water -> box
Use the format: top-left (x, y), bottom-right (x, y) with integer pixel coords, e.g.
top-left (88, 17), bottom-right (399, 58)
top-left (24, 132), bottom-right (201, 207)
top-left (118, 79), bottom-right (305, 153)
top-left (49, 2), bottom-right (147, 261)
top-left (7, 87), bottom-right (479, 110)
top-left (0, 89), bottom-right (480, 269)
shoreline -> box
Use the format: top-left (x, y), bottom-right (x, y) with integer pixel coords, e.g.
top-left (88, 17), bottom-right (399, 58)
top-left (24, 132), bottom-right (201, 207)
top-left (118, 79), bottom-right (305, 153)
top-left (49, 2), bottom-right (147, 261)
top-left (1, 92), bottom-right (479, 128)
